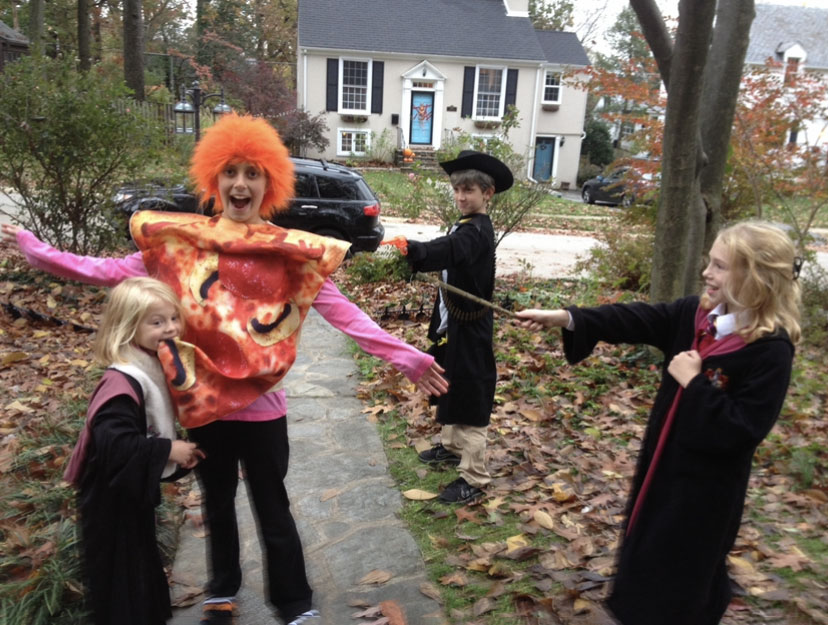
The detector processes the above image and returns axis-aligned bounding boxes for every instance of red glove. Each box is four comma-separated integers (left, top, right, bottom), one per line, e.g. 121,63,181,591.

381,235,408,256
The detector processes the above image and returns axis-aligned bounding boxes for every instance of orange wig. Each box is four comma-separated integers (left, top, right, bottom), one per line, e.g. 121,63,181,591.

189,113,294,219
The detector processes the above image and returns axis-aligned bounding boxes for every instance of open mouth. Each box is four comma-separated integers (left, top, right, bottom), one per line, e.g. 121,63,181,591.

230,196,250,210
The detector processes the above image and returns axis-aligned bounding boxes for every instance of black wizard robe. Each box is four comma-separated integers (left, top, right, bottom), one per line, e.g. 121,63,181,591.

75,371,173,625
407,213,496,427
562,296,794,625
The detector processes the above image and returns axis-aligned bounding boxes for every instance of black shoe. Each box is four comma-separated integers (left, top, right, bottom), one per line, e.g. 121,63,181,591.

418,444,461,465
200,600,236,624
438,477,483,504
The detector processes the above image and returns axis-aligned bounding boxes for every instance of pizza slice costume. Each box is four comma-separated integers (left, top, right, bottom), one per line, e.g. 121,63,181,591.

130,210,350,428
12,113,437,623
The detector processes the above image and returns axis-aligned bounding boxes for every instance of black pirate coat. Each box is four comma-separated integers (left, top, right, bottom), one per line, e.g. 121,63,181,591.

562,296,794,625
407,213,496,427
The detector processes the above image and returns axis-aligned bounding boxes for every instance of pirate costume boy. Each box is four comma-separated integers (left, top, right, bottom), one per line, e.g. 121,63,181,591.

405,150,513,503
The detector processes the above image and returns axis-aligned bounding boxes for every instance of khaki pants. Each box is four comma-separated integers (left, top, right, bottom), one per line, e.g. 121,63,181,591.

441,424,491,488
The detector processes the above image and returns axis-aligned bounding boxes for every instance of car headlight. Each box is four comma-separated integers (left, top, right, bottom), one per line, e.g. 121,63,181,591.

113,191,133,204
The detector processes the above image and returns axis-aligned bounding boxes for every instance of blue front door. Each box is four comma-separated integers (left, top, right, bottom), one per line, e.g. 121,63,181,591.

533,138,556,181
410,92,434,145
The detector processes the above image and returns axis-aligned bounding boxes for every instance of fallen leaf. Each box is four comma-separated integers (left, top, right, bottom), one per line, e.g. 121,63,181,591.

359,569,393,585
534,509,556,530
402,488,438,500
379,600,408,625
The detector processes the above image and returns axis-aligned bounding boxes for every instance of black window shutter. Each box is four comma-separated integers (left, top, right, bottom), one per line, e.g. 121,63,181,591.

371,61,384,114
505,69,518,108
326,58,339,112
461,66,475,118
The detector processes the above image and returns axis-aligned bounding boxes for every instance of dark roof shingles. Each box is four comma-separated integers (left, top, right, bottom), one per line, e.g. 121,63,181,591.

299,0,584,64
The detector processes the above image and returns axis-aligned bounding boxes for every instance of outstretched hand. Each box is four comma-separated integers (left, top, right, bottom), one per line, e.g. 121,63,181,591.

1,223,22,247
514,308,570,331
415,361,448,396
380,235,408,256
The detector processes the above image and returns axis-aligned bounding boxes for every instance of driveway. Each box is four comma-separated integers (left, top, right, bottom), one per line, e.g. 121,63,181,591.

381,216,599,279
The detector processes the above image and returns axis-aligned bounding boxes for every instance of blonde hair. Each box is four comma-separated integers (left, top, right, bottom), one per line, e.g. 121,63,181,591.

701,221,801,344
94,277,185,366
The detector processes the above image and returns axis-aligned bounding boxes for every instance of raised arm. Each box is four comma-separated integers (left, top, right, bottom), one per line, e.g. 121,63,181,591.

3,226,147,286
312,279,447,395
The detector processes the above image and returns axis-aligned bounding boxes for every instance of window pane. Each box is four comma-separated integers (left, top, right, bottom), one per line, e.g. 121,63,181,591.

476,68,502,117
294,173,316,198
544,73,560,102
342,60,368,110
318,177,360,200
341,131,353,152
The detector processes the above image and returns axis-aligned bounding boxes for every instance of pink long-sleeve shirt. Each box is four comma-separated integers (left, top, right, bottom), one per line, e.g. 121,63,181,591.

16,229,433,422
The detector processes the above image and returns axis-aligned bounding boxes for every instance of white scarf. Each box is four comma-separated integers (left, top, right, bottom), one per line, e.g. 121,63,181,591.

112,347,178,478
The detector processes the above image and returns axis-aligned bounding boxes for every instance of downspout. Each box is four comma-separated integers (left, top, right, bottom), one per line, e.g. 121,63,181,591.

301,49,308,110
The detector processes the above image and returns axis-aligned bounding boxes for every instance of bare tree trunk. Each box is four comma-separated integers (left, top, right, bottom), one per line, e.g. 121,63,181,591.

123,0,145,100
631,0,716,303
78,0,91,71
28,0,44,57
92,4,103,63
699,0,756,253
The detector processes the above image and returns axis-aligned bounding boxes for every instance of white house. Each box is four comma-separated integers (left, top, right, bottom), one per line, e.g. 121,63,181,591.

296,0,590,189
744,3,828,148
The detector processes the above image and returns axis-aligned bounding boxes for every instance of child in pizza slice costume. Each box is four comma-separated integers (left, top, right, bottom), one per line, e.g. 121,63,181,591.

516,221,802,625
64,278,202,625
2,114,447,625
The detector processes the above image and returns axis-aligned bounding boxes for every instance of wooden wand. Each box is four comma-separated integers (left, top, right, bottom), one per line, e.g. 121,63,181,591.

412,272,517,318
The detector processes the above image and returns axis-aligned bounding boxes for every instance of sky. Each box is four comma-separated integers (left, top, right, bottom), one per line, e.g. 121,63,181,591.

570,0,828,54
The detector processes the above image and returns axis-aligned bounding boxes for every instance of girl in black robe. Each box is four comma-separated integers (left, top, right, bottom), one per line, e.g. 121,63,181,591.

63,278,202,625
516,221,802,625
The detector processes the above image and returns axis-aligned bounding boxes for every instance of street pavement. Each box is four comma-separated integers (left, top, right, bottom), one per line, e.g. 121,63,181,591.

167,310,444,625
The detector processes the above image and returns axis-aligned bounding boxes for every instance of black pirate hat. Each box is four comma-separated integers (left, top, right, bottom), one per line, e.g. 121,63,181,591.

439,150,514,193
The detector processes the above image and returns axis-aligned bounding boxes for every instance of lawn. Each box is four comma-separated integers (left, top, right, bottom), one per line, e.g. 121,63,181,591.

0,193,825,624
336,254,827,625
361,168,621,234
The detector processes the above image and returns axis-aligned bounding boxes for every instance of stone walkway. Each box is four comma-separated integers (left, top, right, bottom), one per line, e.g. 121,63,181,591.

168,310,443,625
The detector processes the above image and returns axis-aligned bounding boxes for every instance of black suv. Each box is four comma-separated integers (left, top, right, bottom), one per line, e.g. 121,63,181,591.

114,157,385,253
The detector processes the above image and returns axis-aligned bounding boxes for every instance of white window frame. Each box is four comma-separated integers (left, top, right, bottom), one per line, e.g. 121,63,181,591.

470,133,497,148
339,57,372,114
337,128,371,156
543,71,562,105
473,65,507,120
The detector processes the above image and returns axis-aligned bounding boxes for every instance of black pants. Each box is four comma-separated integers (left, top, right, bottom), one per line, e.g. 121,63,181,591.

188,418,312,620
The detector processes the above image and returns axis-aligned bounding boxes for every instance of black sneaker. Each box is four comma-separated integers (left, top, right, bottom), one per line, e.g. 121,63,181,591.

438,477,483,504
418,444,461,465
200,600,236,624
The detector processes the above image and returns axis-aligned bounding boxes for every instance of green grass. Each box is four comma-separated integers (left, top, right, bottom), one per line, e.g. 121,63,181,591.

361,168,618,233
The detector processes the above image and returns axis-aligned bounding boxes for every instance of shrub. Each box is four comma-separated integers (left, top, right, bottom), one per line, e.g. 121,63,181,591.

800,262,828,348
345,248,411,284
0,56,166,255
575,211,654,292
